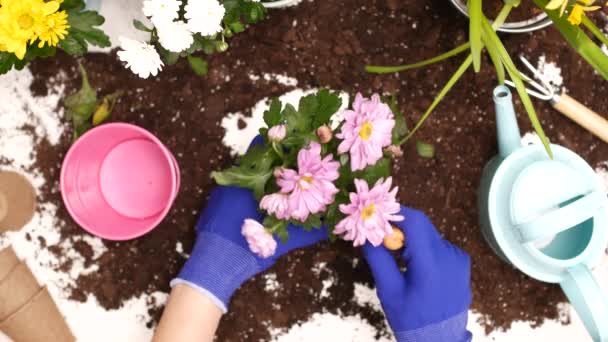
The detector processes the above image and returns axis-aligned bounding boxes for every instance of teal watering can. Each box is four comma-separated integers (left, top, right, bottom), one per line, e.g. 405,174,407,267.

479,85,608,341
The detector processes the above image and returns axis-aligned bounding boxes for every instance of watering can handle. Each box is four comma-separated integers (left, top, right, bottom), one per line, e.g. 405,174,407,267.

561,265,608,342
516,190,606,244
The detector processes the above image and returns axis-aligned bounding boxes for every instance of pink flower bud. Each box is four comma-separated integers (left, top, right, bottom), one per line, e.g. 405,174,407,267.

316,125,333,144
268,125,286,142
241,219,277,258
386,145,403,158
273,167,285,179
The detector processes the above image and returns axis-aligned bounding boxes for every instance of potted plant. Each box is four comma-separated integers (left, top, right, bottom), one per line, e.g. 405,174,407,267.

366,0,608,157
0,0,109,74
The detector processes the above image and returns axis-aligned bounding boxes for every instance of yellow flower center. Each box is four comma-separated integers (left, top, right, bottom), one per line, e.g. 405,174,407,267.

18,14,34,30
361,204,376,220
301,175,314,184
359,122,373,141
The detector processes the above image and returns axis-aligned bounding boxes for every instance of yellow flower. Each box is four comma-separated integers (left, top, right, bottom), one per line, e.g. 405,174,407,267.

37,10,69,48
546,0,569,16
0,0,62,59
567,0,600,25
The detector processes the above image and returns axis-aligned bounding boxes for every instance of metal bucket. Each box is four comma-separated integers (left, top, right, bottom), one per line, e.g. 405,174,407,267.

448,0,552,33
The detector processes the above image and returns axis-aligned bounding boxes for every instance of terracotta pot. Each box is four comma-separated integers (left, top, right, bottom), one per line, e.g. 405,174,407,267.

0,247,18,283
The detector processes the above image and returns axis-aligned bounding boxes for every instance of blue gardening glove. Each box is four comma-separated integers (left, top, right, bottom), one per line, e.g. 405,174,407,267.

363,207,472,342
172,185,327,312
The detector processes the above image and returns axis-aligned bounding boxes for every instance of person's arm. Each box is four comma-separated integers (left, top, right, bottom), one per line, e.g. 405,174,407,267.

363,207,473,342
153,284,222,342
152,185,327,341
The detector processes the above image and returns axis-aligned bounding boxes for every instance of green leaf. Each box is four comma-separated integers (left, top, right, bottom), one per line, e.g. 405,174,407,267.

313,89,342,127
59,35,87,56
63,10,111,51
534,0,608,80
416,140,435,158
581,16,608,49
469,0,483,72
264,98,283,127
481,17,553,157
92,91,121,126
384,95,408,144
324,190,348,231
64,63,98,123
211,167,272,199
133,19,153,32
0,52,17,75
229,22,245,33
401,54,473,145
158,46,180,65
481,24,505,84
354,158,391,185
60,0,85,10
298,94,319,119
187,56,208,76
366,42,470,74
211,145,278,198
284,103,311,134
291,214,323,231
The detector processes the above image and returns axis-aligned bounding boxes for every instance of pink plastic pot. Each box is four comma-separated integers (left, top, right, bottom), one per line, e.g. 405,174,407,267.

61,123,180,240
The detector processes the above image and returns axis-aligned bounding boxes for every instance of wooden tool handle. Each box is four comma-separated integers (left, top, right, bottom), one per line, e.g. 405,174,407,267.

553,93,608,144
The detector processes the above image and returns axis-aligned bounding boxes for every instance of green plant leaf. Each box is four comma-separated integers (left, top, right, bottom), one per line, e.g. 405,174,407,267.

158,46,180,65
0,52,18,75
581,16,608,48
64,63,98,123
60,0,85,10
481,17,552,157
264,98,283,127
298,93,319,119
284,103,311,134
469,0,483,72
133,19,153,32
383,95,408,144
187,55,208,76
62,10,111,53
290,214,323,231
92,91,121,126
366,43,470,74
416,140,435,158
481,24,505,84
212,168,272,199
401,55,473,145
534,0,608,80
354,158,391,185
212,145,278,198
313,89,342,127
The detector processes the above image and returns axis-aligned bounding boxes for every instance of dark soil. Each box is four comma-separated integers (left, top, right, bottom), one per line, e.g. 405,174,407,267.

24,0,608,340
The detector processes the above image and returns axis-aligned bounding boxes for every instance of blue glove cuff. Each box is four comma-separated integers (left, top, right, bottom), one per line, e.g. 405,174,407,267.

172,232,260,312
393,311,472,342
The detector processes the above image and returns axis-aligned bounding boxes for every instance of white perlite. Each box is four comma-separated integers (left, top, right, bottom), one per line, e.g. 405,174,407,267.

270,313,393,342
0,69,165,342
353,283,382,313
536,55,564,92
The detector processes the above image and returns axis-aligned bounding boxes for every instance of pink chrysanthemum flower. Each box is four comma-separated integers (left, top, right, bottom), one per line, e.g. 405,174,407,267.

260,193,290,220
337,93,396,171
276,142,340,222
241,219,277,258
335,177,404,247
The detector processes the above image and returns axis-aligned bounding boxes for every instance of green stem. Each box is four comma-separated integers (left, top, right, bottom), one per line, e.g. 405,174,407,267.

366,43,471,74
397,5,514,145
272,142,285,160
581,15,608,48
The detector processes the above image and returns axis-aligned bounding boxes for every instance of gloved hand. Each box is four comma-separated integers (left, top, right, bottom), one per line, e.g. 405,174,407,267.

363,207,472,342
172,185,327,313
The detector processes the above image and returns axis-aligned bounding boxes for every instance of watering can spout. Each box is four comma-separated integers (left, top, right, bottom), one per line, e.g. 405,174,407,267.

494,85,522,158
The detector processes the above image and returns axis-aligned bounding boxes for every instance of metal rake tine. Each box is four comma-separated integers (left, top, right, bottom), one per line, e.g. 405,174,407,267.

518,55,555,98
504,78,553,101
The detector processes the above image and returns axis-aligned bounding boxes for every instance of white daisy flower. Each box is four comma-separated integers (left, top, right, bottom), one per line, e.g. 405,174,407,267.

142,0,181,25
157,20,194,53
185,0,226,37
117,37,164,79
